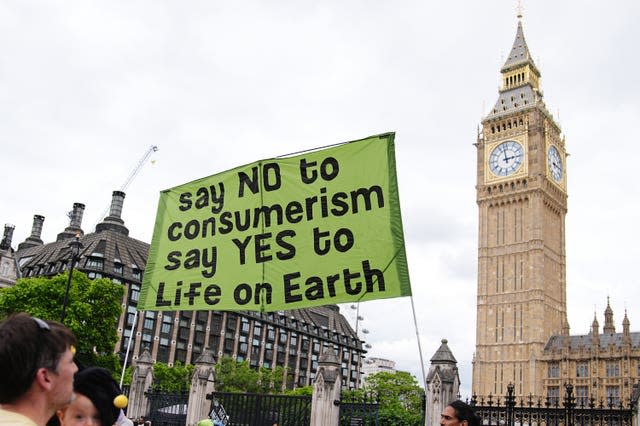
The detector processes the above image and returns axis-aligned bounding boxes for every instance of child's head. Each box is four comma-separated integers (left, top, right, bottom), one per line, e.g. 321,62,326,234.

57,367,127,426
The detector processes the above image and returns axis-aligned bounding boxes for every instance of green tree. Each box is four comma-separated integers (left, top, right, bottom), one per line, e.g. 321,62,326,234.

117,365,133,387
284,385,313,396
215,356,290,394
363,371,425,426
153,362,194,391
0,271,124,367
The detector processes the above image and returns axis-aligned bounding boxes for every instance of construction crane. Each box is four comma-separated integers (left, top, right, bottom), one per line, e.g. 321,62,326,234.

119,145,159,192
94,145,159,227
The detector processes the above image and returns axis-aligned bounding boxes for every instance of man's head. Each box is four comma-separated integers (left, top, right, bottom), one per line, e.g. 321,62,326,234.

0,312,77,406
441,400,480,426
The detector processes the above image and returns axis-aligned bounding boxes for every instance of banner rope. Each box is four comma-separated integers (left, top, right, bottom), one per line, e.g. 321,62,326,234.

275,132,394,159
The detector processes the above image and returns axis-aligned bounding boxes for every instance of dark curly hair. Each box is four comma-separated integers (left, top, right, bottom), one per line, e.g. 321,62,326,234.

449,399,481,426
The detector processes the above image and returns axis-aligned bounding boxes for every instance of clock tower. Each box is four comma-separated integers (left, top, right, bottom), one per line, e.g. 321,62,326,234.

472,15,569,398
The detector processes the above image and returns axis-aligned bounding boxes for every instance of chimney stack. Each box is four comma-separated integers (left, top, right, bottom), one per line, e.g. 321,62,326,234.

57,203,85,241
17,215,45,250
1,224,15,250
69,203,85,229
96,191,129,236
108,191,126,219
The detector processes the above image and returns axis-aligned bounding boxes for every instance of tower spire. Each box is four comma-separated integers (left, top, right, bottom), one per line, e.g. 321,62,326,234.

603,296,615,334
485,11,545,120
517,0,524,21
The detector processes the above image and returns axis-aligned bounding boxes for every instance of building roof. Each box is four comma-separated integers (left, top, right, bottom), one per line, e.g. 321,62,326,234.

15,210,148,285
546,301,639,352
489,85,539,118
544,332,640,352
484,19,555,123
501,20,539,73
430,339,457,363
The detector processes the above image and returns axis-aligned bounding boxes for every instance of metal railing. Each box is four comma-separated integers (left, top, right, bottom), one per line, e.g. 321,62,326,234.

209,391,312,426
470,383,636,426
145,388,189,426
338,391,380,426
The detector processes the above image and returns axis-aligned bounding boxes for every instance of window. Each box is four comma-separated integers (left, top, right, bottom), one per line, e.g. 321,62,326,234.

606,362,620,377
18,256,33,267
178,327,190,340
86,257,104,270
606,386,620,406
142,332,152,346
263,353,273,368
0,261,9,276
251,345,260,362
548,363,560,378
211,314,222,334
576,362,589,377
226,314,237,332
143,318,154,331
575,385,589,407
130,284,140,302
547,386,560,406
132,268,142,281
224,337,234,352
161,322,171,334
114,262,123,275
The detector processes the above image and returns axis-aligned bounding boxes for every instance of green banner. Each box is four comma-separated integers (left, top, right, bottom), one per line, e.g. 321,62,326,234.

139,132,411,312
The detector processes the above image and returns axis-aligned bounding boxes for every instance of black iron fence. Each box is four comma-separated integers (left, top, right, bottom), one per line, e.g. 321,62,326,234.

209,391,312,426
470,383,636,426
145,388,189,426
338,391,380,426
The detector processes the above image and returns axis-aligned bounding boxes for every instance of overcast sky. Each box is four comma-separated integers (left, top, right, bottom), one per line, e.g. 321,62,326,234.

2,1,639,398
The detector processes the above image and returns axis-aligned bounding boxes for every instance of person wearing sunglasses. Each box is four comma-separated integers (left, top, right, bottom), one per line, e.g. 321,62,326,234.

0,313,78,426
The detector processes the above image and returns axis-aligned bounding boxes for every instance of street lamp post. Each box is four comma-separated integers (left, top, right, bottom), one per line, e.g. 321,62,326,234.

350,303,372,389
60,236,83,324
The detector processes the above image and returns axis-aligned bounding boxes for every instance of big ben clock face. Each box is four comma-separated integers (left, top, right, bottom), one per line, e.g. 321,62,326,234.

488,140,524,177
547,145,563,182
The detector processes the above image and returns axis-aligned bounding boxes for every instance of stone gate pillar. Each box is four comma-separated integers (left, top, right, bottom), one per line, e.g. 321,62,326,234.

127,348,154,421
186,348,217,426
310,349,342,426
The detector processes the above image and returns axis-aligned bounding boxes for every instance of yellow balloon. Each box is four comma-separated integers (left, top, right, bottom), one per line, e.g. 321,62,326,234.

113,394,128,409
